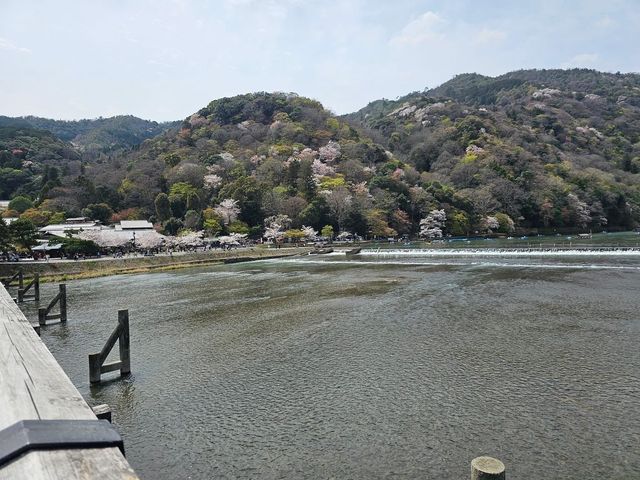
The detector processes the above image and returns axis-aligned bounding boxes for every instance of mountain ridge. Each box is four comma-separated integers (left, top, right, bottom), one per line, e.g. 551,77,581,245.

1,69,639,239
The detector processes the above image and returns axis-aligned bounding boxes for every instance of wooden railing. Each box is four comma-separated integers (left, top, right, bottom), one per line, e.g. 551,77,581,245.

89,310,131,384
18,273,40,302
38,284,67,326
2,269,23,289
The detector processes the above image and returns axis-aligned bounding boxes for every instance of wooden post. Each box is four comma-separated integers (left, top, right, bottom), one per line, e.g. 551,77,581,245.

33,272,40,301
89,309,131,384
17,273,40,303
89,353,102,384
38,283,68,326
18,270,23,290
471,456,505,480
59,283,67,322
118,310,130,375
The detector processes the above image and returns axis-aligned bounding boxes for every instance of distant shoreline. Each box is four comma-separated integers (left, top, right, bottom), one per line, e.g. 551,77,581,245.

0,247,311,282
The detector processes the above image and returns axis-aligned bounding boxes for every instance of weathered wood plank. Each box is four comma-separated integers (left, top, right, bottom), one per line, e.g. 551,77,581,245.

0,284,139,479
101,362,123,374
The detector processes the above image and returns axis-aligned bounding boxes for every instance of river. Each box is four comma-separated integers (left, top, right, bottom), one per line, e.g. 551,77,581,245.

22,244,640,479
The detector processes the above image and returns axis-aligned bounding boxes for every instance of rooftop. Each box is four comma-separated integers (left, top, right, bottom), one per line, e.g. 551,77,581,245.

115,220,154,230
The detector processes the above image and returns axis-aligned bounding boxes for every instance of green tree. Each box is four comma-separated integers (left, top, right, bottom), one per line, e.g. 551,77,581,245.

8,195,33,213
163,153,181,167
163,217,183,235
9,218,38,251
0,218,12,253
186,192,201,212
81,203,114,224
169,182,198,198
495,213,515,233
321,224,334,239
299,197,331,230
57,238,99,256
228,220,250,234
154,193,171,221
184,210,202,230
450,211,470,236
218,176,264,226
169,195,186,218
203,217,222,236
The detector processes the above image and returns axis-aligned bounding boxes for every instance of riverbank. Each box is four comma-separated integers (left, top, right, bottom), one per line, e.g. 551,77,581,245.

0,246,311,282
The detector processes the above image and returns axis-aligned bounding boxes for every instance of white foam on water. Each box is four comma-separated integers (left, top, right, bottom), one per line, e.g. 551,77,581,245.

357,248,640,257
267,257,640,271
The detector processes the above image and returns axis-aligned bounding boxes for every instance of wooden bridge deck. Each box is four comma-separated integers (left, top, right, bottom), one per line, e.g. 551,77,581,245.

0,283,139,479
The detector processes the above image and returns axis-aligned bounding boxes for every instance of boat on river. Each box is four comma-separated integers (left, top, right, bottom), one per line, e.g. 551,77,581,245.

309,247,334,254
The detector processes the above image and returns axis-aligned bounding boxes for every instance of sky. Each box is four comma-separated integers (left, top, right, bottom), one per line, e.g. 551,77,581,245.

1,0,639,121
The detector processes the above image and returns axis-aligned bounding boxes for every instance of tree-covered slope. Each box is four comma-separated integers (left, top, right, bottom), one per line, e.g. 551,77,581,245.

0,115,178,154
0,124,80,200
3,69,639,238
0,115,179,218
345,69,640,232
96,92,392,236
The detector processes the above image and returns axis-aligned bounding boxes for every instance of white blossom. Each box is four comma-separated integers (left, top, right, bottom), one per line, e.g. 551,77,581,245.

568,194,591,228
419,209,447,239
215,198,240,225
312,158,335,177
352,182,369,195
263,215,292,241
318,141,341,163
301,225,318,240
203,174,222,190
483,216,499,232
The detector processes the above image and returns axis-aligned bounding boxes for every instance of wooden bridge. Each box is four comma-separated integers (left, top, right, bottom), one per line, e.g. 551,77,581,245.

0,282,139,479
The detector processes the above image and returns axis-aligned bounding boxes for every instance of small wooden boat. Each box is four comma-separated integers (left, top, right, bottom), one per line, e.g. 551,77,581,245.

345,247,362,255
309,247,334,255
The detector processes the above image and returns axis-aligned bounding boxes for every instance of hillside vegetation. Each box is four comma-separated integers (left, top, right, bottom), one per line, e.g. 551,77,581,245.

347,69,640,233
2,69,639,240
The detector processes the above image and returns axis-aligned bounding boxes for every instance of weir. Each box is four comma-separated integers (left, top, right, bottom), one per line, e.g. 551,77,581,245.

0,282,139,479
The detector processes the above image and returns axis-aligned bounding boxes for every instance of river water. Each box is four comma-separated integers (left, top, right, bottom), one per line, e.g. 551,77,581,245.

22,247,640,479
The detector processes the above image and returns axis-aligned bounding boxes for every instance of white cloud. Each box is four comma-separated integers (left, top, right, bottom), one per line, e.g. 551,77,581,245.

474,28,507,44
390,11,446,46
562,53,599,68
0,37,31,53
595,16,614,28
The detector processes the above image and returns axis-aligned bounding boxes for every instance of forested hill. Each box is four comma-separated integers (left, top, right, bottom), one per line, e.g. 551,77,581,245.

345,69,640,231
0,115,178,211
2,69,640,239
0,115,179,155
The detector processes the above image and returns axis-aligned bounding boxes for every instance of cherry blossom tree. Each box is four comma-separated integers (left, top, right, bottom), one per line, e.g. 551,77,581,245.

419,209,446,239
215,198,240,225
203,173,222,190
312,158,336,178
301,225,318,240
483,215,500,233
263,214,291,242
567,193,591,228
322,187,352,231
319,141,341,163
